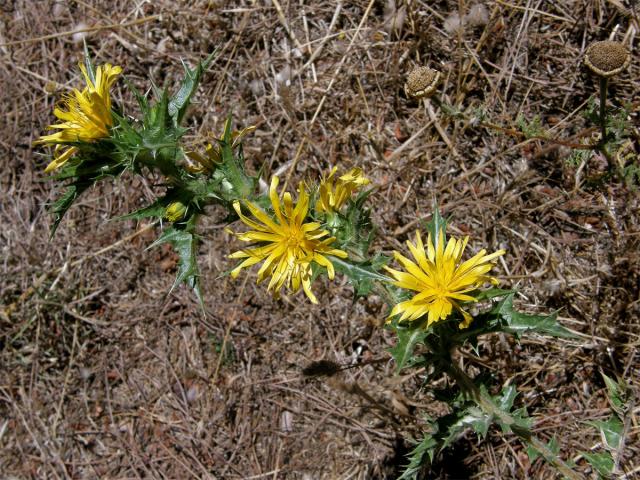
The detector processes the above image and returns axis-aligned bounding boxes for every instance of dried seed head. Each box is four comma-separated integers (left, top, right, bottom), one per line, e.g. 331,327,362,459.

584,41,631,77
404,66,442,99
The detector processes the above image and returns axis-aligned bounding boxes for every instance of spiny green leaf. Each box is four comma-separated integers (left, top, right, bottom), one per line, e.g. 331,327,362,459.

397,434,438,480
144,89,170,140
463,405,492,438
331,255,391,298
118,198,168,221
478,384,531,436
123,78,149,115
168,51,217,126
497,384,518,412
216,115,255,199
48,154,125,237
388,324,427,372
49,180,92,237
490,294,576,339
149,216,202,306
135,89,186,178
581,451,614,478
116,188,196,222
587,418,623,451
435,403,494,449
334,189,376,257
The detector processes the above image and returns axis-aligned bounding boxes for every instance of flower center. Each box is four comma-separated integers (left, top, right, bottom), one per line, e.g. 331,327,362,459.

286,229,305,249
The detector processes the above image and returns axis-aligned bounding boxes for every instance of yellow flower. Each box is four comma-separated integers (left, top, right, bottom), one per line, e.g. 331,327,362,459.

229,176,348,303
36,63,122,172
316,167,370,213
165,201,188,222
385,230,505,328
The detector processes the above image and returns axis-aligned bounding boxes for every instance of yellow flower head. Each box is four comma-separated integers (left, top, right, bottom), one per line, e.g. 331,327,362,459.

229,176,348,303
36,63,122,172
385,230,505,329
316,167,370,214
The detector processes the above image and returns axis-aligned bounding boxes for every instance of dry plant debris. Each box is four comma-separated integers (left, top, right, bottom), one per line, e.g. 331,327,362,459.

1,0,639,478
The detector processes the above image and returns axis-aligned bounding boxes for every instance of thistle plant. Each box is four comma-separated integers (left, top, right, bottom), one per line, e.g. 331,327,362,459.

38,47,258,304
37,48,594,478
580,373,633,478
383,212,579,479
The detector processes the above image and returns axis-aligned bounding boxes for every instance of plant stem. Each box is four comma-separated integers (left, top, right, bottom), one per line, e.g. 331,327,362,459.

599,76,609,143
445,361,582,480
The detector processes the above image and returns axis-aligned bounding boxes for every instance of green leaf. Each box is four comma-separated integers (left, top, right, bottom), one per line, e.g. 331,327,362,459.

602,372,626,411
116,188,194,222
149,216,203,306
168,51,217,126
497,384,518,412
490,294,576,339
472,287,514,302
134,88,185,178
587,417,623,451
123,78,149,115
477,384,531,436
581,451,614,478
463,405,492,438
388,324,427,372
331,255,391,297
47,153,125,237
330,189,376,258
397,434,438,480
452,294,576,346
527,437,559,463
425,206,447,247
82,40,96,85
434,402,495,450
216,115,255,199
117,198,169,221
49,180,92,237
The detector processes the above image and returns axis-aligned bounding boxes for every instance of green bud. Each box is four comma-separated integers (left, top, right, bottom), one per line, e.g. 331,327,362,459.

165,201,188,222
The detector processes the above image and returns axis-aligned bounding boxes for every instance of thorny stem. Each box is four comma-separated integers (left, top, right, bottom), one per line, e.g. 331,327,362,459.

445,359,582,480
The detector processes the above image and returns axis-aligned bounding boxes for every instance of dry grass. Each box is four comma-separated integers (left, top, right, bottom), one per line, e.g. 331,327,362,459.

1,0,639,478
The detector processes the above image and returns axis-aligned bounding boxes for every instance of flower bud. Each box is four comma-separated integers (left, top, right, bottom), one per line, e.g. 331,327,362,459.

165,201,188,222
